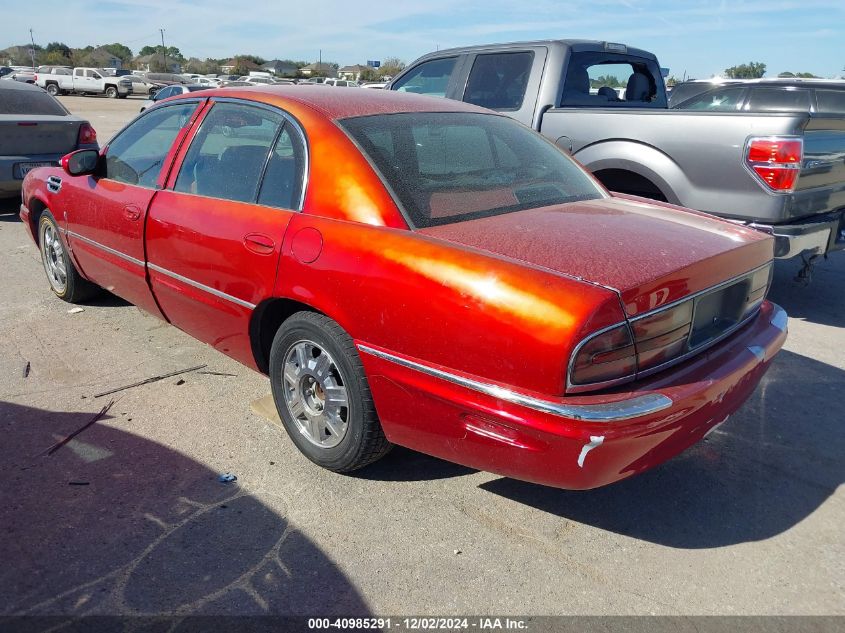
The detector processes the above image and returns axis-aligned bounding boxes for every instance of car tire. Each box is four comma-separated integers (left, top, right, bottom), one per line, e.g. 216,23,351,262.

38,210,100,303
269,311,392,472
45,83,59,96
105,86,118,99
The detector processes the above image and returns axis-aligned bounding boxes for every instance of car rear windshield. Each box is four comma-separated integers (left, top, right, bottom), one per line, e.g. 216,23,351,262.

340,112,604,228
0,88,68,115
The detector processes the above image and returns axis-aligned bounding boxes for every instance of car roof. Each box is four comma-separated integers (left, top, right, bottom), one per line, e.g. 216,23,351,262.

680,78,845,90
0,79,47,93
195,84,490,120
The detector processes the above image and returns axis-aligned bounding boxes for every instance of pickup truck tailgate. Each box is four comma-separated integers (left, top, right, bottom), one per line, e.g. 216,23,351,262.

790,117,845,217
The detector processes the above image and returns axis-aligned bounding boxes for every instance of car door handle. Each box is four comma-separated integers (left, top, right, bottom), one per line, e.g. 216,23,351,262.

243,233,275,255
123,205,142,221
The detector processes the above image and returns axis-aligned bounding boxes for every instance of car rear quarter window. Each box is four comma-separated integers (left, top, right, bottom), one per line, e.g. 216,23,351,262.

105,102,198,188
341,112,603,228
676,86,746,111
746,88,811,112
0,88,68,115
392,57,457,97
815,89,845,115
174,102,285,204
463,51,533,111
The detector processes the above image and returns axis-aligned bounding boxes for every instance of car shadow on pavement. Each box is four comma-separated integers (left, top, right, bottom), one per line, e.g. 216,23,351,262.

768,257,845,328
0,401,371,617
480,349,843,549
355,446,478,482
0,198,21,218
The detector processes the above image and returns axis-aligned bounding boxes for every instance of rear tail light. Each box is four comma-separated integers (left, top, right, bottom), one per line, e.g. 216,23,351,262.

745,137,803,193
77,122,97,146
569,262,774,391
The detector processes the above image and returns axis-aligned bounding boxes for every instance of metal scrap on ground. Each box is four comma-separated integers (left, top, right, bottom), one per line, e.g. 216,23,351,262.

39,399,116,457
93,364,207,398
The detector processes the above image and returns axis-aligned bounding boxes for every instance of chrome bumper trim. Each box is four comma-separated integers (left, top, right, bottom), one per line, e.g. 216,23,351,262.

357,344,674,423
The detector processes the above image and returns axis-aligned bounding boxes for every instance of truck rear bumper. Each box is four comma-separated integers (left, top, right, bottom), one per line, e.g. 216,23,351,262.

751,208,845,258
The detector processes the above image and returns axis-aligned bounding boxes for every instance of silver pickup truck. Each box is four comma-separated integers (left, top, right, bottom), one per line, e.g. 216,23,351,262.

388,40,845,262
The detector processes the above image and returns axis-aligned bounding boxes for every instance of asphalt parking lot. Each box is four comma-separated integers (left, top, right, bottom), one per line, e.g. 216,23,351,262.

1,94,843,617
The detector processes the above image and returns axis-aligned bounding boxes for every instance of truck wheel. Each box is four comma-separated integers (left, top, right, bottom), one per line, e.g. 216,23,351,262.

45,83,60,97
269,311,392,472
105,86,118,99
38,210,100,303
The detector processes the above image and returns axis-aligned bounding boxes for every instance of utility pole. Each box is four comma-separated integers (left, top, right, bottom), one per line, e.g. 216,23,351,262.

29,28,36,68
160,28,167,72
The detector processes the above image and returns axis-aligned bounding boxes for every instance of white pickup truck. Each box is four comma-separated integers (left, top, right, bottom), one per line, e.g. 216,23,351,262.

35,67,133,99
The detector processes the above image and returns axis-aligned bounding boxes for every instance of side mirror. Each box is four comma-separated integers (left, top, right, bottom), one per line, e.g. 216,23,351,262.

62,149,100,176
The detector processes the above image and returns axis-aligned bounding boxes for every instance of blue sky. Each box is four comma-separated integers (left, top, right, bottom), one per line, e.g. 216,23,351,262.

5,0,844,78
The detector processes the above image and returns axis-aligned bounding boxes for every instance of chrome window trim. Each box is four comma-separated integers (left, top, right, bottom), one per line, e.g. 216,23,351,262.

204,96,310,211
65,229,145,267
567,261,774,393
357,343,673,423
147,263,256,310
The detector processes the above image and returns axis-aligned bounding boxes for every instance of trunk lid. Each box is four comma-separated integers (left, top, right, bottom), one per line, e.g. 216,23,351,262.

0,116,81,156
419,195,774,317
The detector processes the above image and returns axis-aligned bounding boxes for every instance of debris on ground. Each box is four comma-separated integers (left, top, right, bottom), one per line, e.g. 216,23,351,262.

93,364,206,398
67,307,85,314
68,481,90,486
39,400,116,457
454,549,462,555
23,361,30,378
218,473,237,484
175,378,185,386
198,371,237,377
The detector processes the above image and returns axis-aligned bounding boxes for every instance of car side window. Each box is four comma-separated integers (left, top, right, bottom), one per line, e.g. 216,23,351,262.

257,125,306,209
392,57,457,97
463,51,533,110
816,89,845,115
155,86,174,100
678,87,746,111
105,102,198,188
745,88,811,112
174,102,284,204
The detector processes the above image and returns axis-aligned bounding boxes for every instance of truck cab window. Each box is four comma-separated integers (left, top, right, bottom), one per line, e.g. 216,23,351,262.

560,52,666,108
463,52,534,111
392,57,457,98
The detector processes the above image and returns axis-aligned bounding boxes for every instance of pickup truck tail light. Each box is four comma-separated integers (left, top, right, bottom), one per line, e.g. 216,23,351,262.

745,137,803,193
77,123,97,146
569,263,774,391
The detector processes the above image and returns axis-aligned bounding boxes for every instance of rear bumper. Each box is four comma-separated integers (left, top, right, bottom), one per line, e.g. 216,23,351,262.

359,301,787,490
0,153,63,198
751,209,845,258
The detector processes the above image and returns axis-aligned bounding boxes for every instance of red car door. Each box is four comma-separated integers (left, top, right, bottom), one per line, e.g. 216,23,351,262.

145,100,307,368
65,101,204,317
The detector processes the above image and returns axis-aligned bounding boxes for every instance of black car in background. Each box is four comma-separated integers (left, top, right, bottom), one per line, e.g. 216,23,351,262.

670,79,845,114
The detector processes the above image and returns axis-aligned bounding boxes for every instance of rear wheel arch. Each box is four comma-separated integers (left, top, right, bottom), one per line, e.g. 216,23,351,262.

592,168,668,202
250,297,329,375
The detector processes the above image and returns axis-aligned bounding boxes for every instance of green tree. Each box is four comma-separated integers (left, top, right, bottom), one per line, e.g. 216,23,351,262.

359,67,378,82
45,42,72,58
101,43,133,64
139,45,158,57
724,61,766,79
377,56,405,79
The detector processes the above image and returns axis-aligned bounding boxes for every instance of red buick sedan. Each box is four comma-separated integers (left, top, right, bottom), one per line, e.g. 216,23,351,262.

20,86,787,489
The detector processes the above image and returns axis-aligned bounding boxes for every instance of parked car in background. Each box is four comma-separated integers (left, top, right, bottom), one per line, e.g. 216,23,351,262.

3,68,36,83
0,80,97,199
143,72,189,87
35,67,133,98
20,86,786,489
361,82,387,89
324,79,359,87
138,84,210,112
670,78,845,115
123,74,165,96
0,67,14,78
389,40,845,264
237,75,276,85
193,76,221,87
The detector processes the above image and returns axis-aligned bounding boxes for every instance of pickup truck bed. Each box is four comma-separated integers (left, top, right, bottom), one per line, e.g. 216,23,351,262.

388,39,845,260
